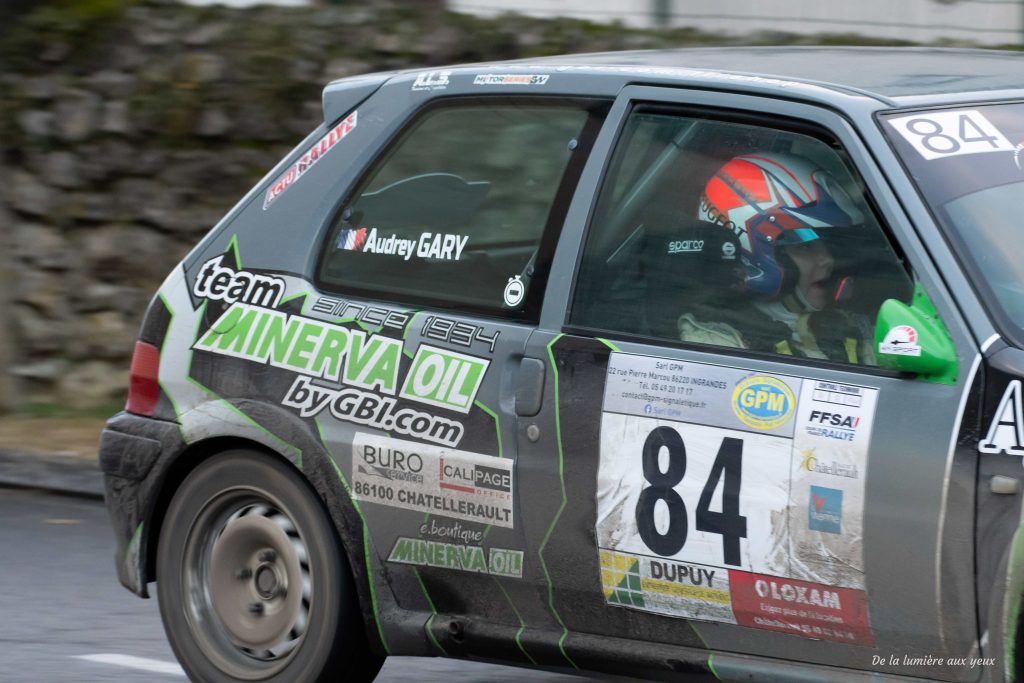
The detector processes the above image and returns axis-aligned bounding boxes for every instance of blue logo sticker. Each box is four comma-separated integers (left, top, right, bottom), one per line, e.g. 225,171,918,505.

809,486,842,534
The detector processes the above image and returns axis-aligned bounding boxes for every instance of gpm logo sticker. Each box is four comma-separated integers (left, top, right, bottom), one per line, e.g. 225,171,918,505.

732,375,795,430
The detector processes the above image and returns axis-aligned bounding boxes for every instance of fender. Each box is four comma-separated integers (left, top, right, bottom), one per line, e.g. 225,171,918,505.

128,398,406,658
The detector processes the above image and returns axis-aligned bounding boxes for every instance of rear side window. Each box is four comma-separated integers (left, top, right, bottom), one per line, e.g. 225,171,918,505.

318,98,602,318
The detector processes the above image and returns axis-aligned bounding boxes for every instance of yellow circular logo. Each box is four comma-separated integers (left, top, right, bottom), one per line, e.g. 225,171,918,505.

732,375,795,430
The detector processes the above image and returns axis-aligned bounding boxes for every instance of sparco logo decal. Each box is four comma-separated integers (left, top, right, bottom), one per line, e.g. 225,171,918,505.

668,240,704,254
263,111,357,210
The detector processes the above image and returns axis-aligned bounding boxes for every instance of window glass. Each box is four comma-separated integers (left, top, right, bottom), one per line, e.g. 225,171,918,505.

879,103,1024,347
318,100,594,315
570,109,913,367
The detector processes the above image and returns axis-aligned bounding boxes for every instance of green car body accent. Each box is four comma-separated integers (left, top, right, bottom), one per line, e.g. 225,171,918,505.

413,568,448,656
541,333,578,669
322,432,391,656
875,283,958,385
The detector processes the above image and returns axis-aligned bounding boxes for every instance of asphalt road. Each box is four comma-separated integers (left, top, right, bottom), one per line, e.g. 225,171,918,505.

0,487,602,682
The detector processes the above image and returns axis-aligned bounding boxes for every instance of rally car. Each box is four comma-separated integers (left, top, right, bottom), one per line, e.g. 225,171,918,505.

100,47,1024,682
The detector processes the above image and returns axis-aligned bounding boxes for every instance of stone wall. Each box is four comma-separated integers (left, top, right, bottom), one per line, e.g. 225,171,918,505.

0,0,933,411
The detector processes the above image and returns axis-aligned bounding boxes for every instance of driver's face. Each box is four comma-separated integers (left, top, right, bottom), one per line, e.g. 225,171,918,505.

786,239,834,310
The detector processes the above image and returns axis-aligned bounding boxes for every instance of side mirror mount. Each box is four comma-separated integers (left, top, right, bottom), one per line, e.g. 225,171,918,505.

874,283,958,385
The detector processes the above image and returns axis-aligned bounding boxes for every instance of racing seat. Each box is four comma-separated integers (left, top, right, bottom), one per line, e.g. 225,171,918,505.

638,218,743,340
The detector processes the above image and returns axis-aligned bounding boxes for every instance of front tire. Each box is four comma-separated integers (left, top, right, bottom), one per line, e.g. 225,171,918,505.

156,449,381,683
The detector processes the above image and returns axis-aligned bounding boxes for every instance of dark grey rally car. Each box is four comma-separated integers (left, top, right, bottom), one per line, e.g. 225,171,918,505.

100,47,1024,682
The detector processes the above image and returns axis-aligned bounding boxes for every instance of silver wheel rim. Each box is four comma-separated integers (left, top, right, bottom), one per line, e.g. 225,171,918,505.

180,488,312,680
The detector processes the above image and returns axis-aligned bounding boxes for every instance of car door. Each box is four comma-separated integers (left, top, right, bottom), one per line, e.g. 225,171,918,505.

515,86,981,680
304,90,616,650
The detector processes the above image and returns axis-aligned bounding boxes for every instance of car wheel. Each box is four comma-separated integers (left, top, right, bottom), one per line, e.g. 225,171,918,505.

156,449,382,683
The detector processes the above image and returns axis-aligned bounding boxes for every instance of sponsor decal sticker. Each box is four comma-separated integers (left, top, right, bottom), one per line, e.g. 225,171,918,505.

979,379,1024,457
597,356,876,643
310,296,411,331
192,256,285,308
194,302,404,394
264,111,357,209
803,409,861,443
728,571,872,644
808,486,842,534
283,375,464,446
801,448,859,478
732,375,796,431
388,536,523,578
887,109,1013,161
879,325,921,357
419,315,501,354
193,302,491,447
503,275,525,307
411,70,451,92
337,228,469,261
352,433,513,527
399,345,490,414
600,550,733,619
473,74,549,86
721,242,736,260
420,518,483,544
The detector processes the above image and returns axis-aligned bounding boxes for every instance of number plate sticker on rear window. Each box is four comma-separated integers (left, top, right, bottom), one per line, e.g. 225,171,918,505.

597,354,877,645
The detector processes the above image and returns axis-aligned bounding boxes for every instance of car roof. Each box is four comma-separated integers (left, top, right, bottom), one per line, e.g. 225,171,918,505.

502,46,1024,103
323,47,1024,126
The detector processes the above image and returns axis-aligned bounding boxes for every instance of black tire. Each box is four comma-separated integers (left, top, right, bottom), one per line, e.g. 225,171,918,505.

156,449,382,683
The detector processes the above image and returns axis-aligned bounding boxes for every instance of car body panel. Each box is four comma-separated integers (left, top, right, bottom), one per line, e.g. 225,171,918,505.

98,48,1024,682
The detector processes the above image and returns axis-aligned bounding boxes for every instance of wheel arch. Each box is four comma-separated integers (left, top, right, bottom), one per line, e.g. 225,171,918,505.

141,432,390,658
144,435,277,584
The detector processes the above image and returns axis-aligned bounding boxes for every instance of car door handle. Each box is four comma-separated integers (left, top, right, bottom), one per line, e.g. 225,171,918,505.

515,358,546,417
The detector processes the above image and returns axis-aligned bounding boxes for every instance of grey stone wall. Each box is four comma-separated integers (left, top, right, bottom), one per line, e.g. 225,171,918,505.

0,0,926,411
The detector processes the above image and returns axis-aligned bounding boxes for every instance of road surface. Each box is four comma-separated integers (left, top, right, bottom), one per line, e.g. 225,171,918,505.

0,487,607,682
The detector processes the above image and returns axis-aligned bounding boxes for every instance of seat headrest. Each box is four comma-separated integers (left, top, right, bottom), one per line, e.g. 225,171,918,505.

643,219,741,271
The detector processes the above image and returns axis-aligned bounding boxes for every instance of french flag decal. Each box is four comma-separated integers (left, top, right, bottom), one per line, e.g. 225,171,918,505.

337,227,368,251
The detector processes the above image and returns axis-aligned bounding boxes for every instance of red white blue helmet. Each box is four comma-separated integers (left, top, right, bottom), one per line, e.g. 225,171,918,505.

698,153,862,298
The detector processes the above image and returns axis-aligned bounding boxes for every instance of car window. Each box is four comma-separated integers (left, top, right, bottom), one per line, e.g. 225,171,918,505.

318,98,600,318
570,108,914,367
879,103,1024,348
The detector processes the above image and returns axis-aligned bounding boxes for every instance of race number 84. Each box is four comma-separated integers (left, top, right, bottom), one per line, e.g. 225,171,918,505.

636,426,747,566
888,109,1013,161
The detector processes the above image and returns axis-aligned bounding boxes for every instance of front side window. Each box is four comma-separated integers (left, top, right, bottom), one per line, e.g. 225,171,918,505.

880,103,1024,346
318,98,603,318
571,108,914,367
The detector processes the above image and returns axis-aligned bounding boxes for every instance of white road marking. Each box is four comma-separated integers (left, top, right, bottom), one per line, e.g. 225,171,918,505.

73,654,185,677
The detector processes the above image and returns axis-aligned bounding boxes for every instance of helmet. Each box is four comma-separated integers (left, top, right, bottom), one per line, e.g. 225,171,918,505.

698,153,863,298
